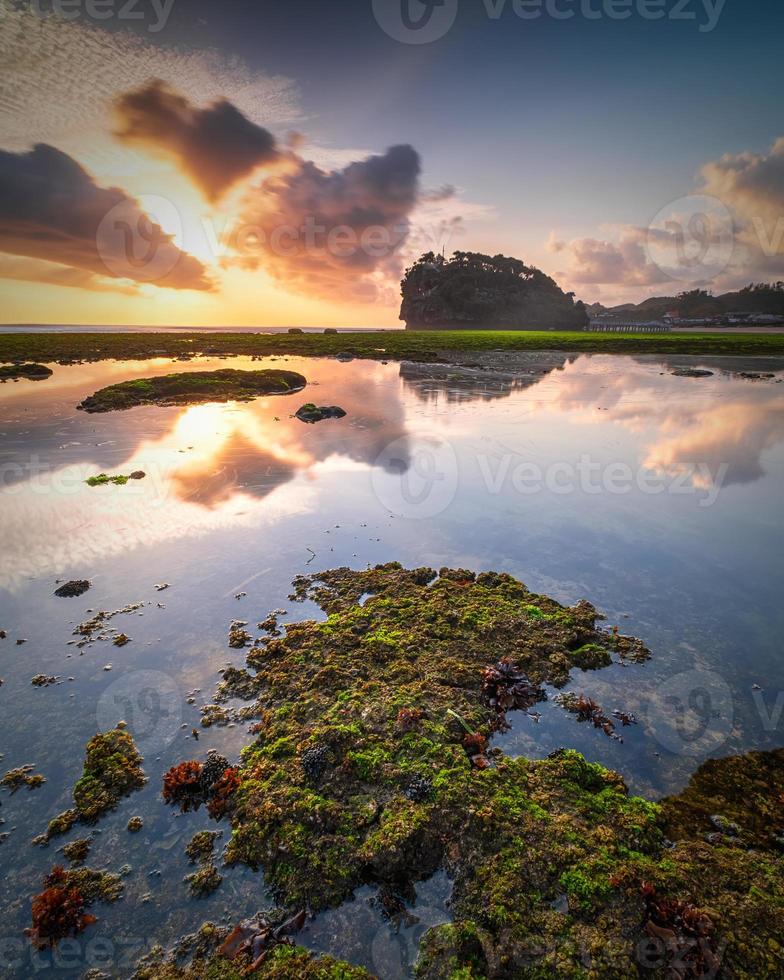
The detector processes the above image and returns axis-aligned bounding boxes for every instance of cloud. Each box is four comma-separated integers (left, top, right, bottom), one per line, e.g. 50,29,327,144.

0,8,300,162
0,255,139,295
229,144,422,301
548,137,784,300
547,227,671,287
0,144,212,291
699,137,784,279
114,80,280,202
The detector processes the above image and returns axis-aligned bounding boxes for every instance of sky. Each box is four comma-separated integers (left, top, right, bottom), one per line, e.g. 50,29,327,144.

0,0,782,326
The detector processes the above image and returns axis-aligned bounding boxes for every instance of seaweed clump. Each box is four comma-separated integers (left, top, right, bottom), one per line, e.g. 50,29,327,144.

133,920,373,979
25,866,122,949
77,368,306,413
1,765,45,793
85,472,145,487
162,752,239,821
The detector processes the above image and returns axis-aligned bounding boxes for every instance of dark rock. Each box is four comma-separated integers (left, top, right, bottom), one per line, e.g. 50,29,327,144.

300,745,330,782
54,580,91,598
294,403,347,424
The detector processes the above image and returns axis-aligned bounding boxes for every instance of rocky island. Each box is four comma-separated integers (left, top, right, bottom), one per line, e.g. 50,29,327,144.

400,252,588,331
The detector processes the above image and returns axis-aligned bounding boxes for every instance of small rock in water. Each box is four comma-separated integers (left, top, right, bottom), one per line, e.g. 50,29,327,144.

113,634,130,647
671,368,714,378
295,403,347,424
54,580,91,599
31,674,58,687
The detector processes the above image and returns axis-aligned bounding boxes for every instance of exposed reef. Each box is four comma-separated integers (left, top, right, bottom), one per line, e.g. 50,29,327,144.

148,564,784,978
159,564,647,911
77,368,307,413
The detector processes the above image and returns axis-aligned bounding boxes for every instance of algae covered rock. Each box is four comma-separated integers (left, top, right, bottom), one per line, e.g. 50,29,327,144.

0,362,53,382
169,564,647,910
294,403,347,424
77,368,306,413
43,727,146,838
153,565,784,976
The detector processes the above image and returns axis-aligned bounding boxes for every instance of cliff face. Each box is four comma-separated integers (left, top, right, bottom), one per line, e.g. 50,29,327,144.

400,251,588,330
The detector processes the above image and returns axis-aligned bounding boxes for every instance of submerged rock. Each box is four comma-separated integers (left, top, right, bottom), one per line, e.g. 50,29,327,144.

77,368,307,413
671,367,714,378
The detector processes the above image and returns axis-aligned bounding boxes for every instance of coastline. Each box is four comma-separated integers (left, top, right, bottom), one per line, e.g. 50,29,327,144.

2,329,784,365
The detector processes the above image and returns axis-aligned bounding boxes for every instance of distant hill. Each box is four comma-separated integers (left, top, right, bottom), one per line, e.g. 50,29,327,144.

589,283,784,321
400,251,588,330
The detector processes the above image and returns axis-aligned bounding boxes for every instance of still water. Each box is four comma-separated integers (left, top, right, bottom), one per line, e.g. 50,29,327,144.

1,351,783,977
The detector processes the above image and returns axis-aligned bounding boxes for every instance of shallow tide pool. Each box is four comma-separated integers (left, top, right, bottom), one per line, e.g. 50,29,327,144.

1,351,783,978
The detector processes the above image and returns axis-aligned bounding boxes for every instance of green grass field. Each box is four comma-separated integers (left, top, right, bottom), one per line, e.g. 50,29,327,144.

1,329,784,365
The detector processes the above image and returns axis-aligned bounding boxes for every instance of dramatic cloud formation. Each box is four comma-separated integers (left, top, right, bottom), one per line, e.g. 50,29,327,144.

0,144,212,291
230,143,422,300
114,80,280,202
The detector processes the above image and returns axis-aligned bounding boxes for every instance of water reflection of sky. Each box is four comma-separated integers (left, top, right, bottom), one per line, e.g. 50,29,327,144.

0,352,783,978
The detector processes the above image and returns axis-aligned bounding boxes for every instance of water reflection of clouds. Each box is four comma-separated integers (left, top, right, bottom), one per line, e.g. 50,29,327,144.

525,356,784,490
2,353,783,590
0,357,411,589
